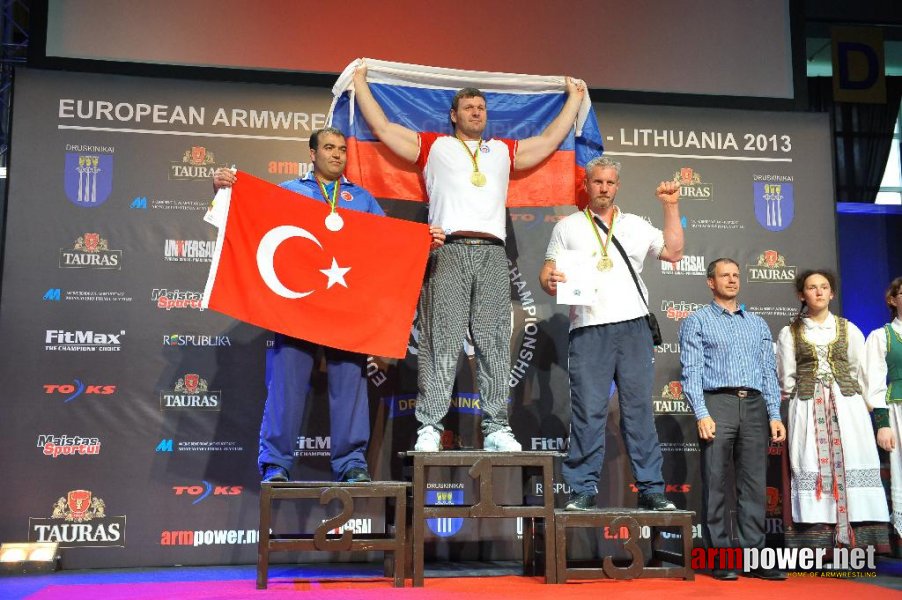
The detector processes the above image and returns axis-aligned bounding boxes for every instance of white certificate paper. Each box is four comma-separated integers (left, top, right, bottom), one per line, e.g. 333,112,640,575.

555,250,599,306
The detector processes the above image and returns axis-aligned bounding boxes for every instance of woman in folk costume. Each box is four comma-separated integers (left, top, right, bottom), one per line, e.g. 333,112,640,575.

776,269,890,550
864,276,902,538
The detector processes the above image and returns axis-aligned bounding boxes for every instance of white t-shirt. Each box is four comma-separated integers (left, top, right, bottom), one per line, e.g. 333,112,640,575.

545,206,665,331
416,132,517,241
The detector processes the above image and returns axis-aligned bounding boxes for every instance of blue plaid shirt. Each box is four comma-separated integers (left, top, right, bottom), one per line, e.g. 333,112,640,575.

679,301,781,421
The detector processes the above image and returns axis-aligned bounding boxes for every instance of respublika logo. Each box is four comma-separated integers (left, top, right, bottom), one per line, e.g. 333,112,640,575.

754,175,794,231
660,255,705,276
747,250,797,283
45,330,124,352
170,146,219,180
163,333,231,347
64,147,114,207
38,434,101,457
671,167,713,200
172,482,242,504
163,240,215,263
160,374,221,411
151,288,205,310
44,381,117,402
59,233,122,269
29,490,126,547
426,489,465,537
656,381,694,415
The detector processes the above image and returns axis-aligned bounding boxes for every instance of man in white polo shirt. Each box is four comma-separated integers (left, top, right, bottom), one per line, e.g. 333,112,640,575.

353,62,585,452
540,156,683,510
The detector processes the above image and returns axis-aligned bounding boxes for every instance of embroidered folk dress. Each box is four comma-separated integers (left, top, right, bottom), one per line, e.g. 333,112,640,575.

777,314,889,542
864,317,902,536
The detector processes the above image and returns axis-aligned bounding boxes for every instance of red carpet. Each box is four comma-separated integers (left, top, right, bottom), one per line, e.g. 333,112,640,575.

23,573,892,599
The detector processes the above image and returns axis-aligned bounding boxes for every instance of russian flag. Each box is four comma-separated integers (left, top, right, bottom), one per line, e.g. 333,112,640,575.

328,58,604,208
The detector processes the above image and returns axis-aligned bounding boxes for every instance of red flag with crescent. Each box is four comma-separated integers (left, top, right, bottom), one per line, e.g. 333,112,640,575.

202,171,430,358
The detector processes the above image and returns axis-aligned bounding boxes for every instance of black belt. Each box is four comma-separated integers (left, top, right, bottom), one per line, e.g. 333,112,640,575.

706,387,761,398
445,235,504,246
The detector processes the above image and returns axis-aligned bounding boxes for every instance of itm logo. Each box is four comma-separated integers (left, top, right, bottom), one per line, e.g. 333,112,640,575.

426,489,464,537
44,380,117,403
170,146,219,181
671,167,713,200
530,437,567,451
747,250,797,283
43,288,61,302
655,381,693,414
172,482,242,505
59,233,122,270
64,152,113,207
753,177,794,232
130,196,147,209
294,435,330,457
156,439,173,452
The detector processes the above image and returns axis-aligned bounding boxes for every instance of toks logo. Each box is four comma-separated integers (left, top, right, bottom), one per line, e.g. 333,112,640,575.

160,374,221,411
172,482,242,504
29,490,126,547
747,250,796,283
655,381,694,415
59,233,122,269
44,380,116,402
671,167,713,200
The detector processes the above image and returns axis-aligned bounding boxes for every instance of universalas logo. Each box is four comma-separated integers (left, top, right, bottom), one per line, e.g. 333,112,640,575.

59,233,122,269
160,374,221,411
747,250,796,283
29,490,126,547
163,240,215,263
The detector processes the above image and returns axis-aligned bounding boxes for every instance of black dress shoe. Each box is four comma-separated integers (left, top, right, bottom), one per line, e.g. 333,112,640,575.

564,493,597,511
637,492,677,511
342,467,372,483
712,568,739,580
261,464,289,483
748,567,787,580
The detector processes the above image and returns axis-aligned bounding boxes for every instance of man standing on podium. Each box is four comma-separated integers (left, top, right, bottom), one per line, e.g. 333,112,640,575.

352,61,586,452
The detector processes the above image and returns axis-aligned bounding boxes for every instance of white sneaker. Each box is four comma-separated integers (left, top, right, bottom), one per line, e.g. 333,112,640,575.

414,426,441,452
484,427,522,452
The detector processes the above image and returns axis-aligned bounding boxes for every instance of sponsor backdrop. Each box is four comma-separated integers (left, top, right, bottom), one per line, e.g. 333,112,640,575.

0,68,833,568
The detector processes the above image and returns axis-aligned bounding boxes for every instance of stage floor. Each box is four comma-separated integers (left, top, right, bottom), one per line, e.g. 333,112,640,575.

2,559,901,599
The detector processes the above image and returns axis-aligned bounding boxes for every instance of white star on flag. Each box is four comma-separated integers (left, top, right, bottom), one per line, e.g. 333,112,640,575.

320,258,351,289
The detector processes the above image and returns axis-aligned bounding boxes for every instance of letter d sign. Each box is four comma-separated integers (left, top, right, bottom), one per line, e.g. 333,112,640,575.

832,26,885,103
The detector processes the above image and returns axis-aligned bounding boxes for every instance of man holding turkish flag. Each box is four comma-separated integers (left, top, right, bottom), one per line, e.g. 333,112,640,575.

205,127,441,484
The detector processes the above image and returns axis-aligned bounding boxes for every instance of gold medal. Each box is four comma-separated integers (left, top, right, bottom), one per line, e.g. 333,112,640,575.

470,172,487,187
597,257,613,271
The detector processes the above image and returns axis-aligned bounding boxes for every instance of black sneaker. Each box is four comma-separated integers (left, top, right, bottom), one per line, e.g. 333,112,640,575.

261,464,289,483
342,467,372,483
711,568,739,580
564,492,597,511
637,492,676,511
747,567,787,580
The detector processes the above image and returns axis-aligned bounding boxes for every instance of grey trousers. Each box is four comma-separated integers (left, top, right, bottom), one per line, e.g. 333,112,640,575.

700,391,769,549
415,243,511,435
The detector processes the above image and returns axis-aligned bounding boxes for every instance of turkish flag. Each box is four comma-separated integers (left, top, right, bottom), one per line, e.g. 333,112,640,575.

202,171,430,358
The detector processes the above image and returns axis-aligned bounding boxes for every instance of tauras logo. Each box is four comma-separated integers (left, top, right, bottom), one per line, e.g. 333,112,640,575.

59,233,122,269
45,329,124,352
160,374,221,411
38,434,101,457
656,381,694,414
29,490,126,547
170,146,220,180
671,167,714,200
747,250,796,283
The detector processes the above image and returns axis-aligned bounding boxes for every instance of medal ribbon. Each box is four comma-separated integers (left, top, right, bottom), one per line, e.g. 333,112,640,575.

584,208,615,264
455,137,482,178
317,178,340,214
